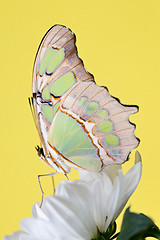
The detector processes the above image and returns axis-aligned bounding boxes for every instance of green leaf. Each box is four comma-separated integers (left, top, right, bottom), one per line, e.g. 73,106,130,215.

117,207,160,240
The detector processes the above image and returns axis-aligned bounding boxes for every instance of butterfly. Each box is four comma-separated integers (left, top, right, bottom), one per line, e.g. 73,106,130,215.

31,25,139,174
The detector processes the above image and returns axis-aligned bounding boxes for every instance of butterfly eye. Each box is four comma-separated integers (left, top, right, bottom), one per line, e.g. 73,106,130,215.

40,148,45,157
33,92,37,99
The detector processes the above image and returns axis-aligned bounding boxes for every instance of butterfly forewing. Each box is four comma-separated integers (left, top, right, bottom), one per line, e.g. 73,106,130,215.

32,25,94,171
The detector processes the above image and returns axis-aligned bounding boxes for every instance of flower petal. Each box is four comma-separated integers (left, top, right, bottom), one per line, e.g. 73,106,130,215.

104,176,121,231
111,152,142,221
4,231,34,240
32,203,49,221
79,163,121,184
89,174,113,232
54,181,97,239
20,218,58,240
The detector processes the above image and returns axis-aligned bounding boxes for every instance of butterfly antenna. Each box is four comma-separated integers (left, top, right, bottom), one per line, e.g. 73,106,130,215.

28,97,38,130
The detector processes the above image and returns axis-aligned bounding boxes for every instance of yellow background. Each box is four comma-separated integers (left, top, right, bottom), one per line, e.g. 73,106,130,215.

0,0,160,238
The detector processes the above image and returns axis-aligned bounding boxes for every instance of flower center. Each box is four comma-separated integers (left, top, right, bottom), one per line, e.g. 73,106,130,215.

91,222,117,240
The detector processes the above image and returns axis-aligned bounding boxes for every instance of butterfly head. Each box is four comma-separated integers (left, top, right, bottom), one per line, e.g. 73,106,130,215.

35,145,45,159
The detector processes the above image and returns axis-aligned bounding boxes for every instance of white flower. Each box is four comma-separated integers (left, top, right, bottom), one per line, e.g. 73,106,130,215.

4,152,142,240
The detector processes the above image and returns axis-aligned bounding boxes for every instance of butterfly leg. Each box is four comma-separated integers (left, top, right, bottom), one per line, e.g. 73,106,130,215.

38,172,58,207
51,173,69,196
51,175,56,195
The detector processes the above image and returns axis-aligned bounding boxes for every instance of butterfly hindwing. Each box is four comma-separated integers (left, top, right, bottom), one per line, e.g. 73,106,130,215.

47,110,102,171
47,81,139,171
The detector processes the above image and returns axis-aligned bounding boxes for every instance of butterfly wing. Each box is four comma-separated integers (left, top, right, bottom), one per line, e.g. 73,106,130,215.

32,25,94,167
47,81,139,171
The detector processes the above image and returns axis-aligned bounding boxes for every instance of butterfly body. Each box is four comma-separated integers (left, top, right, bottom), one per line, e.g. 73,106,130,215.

32,25,139,174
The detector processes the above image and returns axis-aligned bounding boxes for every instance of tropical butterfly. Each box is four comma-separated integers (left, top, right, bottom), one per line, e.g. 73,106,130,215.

31,25,139,174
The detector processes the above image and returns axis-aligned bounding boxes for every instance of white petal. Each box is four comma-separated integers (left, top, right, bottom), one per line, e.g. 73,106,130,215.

32,203,49,221
20,218,58,240
79,163,121,184
124,161,142,194
100,164,122,183
43,196,92,239
104,177,121,231
4,231,34,240
111,153,142,221
89,174,113,232
55,181,97,239
135,151,142,164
